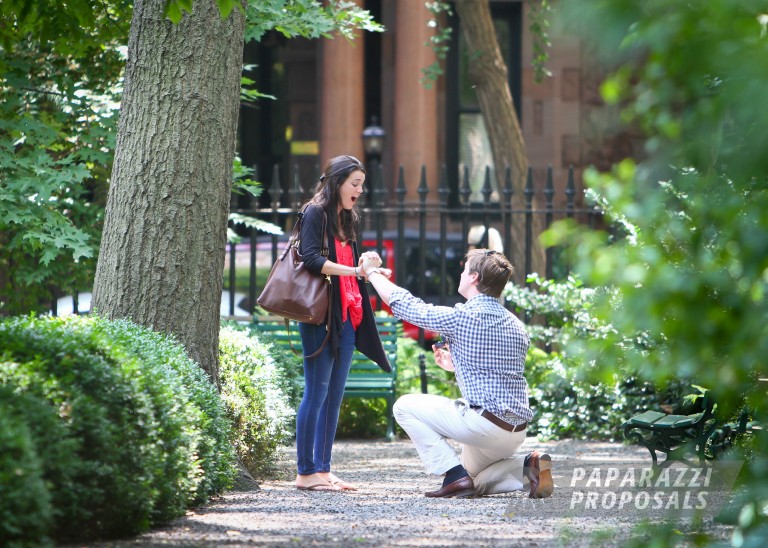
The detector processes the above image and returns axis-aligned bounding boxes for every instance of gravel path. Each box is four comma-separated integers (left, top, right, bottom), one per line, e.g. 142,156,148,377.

95,437,735,547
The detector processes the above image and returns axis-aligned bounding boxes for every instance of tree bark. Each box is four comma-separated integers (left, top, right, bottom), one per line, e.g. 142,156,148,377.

92,0,245,386
454,0,545,280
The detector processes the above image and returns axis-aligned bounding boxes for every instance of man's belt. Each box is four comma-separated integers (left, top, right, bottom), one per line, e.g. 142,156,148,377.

470,405,528,433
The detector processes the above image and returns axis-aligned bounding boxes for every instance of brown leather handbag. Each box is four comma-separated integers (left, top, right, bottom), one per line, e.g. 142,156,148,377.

257,207,331,326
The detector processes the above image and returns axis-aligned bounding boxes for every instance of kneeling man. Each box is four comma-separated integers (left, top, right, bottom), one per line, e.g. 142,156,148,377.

360,249,553,498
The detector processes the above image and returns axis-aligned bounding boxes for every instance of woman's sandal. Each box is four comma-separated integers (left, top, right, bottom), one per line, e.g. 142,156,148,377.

296,482,340,491
325,473,357,491
295,474,341,491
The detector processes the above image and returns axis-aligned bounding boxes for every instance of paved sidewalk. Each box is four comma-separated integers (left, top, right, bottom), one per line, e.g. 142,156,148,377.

98,437,734,547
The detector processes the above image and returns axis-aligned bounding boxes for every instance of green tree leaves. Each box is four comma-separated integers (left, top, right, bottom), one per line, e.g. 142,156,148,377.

554,1,768,540
165,0,384,41
1,0,382,315
556,0,768,406
1,32,121,312
243,0,383,43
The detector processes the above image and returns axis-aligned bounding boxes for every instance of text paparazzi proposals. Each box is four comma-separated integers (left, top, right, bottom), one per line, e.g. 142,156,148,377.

569,465,716,512
505,460,743,520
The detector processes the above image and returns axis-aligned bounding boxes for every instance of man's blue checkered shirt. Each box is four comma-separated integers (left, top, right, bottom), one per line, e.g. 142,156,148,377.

390,288,533,424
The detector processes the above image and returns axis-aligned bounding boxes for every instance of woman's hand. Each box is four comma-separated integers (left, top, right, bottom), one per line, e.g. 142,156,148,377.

358,251,394,304
359,252,386,278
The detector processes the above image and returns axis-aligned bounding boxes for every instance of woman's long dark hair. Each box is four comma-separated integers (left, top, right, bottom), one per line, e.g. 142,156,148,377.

307,155,365,241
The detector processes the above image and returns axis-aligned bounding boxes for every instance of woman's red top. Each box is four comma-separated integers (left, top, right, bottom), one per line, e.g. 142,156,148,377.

334,239,363,329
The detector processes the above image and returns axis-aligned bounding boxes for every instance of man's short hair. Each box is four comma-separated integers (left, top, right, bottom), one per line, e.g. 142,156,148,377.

465,249,514,298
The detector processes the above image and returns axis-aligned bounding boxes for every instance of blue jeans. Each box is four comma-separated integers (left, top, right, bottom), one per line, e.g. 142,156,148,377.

296,318,355,475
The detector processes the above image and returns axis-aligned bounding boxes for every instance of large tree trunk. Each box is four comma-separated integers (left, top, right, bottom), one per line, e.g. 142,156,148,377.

454,0,545,280
92,0,245,386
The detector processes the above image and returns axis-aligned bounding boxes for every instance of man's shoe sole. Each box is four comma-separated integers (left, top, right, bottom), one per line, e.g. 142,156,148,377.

525,452,554,499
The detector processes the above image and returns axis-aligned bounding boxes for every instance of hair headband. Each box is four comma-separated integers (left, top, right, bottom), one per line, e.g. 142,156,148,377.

319,156,363,181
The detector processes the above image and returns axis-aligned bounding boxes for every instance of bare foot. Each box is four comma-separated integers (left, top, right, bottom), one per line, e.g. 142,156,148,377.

317,472,357,491
295,473,340,491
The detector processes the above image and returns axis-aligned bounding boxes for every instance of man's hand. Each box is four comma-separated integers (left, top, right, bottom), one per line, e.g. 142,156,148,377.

432,343,455,372
358,251,395,304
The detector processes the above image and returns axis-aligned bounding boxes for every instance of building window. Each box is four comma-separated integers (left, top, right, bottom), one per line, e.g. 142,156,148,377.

458,113,494,201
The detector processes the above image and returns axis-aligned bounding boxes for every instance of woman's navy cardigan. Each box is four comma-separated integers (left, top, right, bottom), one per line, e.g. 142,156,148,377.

298,204,391,373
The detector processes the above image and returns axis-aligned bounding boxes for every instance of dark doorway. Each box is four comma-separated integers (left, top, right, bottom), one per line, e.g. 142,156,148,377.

238,35,319,209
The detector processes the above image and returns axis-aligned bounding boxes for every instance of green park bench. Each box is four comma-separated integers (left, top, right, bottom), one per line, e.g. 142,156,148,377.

623,390,753,470
251,314,400,441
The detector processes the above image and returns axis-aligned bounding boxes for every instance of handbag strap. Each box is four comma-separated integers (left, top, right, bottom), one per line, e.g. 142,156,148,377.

294,203,329,248
282,307,330,358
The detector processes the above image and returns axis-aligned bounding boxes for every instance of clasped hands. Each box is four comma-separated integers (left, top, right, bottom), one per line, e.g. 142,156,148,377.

358,252,392,280
360,251,453,371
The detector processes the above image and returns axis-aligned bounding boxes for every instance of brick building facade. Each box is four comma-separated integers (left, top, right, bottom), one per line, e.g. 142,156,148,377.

236,0,638,211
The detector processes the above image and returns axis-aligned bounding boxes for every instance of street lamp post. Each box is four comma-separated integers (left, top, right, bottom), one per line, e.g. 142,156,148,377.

362,116,386,207
362,116,386,310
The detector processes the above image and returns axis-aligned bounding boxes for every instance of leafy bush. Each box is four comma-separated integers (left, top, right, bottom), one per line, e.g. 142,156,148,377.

506,275,689,440
252,330,304,411
93,318,237,507
524,346,690,440
0,315,236,542
505,274,623,351
219,325,296,477
0,386,55,547
337,397,389,439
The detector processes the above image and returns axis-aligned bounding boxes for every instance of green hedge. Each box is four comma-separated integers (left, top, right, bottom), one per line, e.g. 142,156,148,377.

97,319,236,506
0,386,56,546
219,325,297,477
0,315,236,545
524,347,691,440
506,275,693,440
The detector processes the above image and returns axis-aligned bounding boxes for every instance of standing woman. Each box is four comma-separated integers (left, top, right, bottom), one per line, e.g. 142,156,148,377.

295,155,391,491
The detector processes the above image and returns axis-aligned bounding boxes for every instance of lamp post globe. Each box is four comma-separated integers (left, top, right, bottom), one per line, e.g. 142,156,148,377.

362,116,385,204
362,116,385,159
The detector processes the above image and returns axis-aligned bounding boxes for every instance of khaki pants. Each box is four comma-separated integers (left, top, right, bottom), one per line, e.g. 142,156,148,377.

393,393,530,495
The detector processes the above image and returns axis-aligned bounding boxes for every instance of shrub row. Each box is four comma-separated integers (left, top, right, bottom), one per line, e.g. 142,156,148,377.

524,347,691,440
506,275,694,440
218,324,298,477
0,315,237,546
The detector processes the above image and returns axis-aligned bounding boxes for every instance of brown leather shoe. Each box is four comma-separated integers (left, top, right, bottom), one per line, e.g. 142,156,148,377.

424,476,475,498
524,452,554,499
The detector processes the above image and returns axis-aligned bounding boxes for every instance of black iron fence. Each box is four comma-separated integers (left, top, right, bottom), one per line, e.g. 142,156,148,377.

224,163,603,319
48,164,602,319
